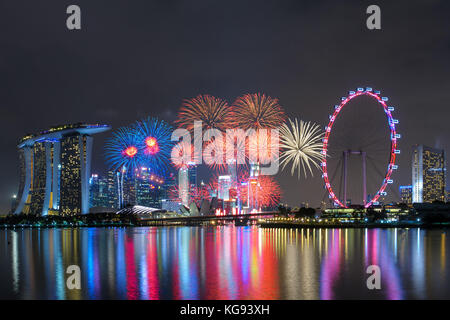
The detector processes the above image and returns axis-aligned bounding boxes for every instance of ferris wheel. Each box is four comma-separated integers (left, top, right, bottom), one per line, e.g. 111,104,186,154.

322,87,400,208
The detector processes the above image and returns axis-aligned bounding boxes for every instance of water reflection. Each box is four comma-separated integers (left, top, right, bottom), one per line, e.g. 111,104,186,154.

0,227,449,299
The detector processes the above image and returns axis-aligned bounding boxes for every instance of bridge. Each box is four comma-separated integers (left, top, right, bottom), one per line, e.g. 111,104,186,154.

136,212,279,226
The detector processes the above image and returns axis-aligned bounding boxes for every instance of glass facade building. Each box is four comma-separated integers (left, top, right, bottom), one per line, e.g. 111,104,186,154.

14,123,110,215
399,185,412,204
412,145,446,203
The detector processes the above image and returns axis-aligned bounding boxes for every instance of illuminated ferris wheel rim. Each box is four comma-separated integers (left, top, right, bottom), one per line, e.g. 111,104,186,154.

321,87,400,208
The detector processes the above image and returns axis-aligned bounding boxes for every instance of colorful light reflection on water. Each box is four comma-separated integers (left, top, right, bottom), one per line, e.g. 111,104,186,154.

0,227,449,299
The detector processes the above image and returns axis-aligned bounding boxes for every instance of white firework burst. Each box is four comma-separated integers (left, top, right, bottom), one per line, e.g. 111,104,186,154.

279,118,324,178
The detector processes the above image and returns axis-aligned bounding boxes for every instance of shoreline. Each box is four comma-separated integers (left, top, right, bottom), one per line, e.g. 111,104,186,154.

258,222,450,229
1,222,450,229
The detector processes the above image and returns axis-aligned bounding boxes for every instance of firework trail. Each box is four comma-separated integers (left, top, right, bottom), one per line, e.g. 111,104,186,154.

279,118,324,178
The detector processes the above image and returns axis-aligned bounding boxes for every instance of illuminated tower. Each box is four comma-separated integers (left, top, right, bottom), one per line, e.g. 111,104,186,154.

89,174,100,208
218,175,231,201
106,170,118,209
14,123,110,215
187,161,198,189
247,162,260,211
412,145,446,203
178,166,190,207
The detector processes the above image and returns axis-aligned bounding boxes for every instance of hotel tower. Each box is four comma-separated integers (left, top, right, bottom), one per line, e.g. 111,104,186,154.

14,123,110,216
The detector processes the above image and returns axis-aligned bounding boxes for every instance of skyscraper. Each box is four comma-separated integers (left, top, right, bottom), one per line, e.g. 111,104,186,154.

187,161,197,189
134,167,165,208
218,175,231,201
106,170,119,208
89,173,111,209
89,174,100,208
15,123,110,215
178,166,190,207
399,185,412,204
412,145,446,203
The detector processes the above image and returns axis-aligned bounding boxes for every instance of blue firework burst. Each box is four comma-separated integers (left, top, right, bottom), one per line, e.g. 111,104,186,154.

104,125,142,173
135,117,174,176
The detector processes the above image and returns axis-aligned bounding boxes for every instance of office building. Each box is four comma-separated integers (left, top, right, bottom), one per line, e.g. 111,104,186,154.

399,185,412,204
412,145,446,203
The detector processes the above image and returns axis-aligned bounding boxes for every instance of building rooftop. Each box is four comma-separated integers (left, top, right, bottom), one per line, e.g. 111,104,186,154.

18,123,111,148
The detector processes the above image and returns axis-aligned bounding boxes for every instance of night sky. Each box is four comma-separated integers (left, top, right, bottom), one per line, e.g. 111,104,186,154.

1,0,449,212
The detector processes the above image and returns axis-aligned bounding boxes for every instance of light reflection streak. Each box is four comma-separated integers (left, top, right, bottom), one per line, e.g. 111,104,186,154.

1,227,448,300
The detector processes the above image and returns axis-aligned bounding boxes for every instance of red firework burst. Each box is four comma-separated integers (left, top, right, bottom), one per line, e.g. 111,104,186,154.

202,129,251,172
239,175,281,208
170,139,201,169
168,184,212,207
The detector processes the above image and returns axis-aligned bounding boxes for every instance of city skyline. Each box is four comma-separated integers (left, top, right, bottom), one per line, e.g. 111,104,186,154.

1,0,450,304
1,1,450,212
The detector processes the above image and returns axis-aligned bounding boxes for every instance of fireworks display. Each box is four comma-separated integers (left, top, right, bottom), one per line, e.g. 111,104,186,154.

175,94,233,133
240,175,281,208
231,93,286,130
135,117,174,176
104,93,320,214
279,118,324,178
202,129,250,172
168,185,211,207
105,126,142,172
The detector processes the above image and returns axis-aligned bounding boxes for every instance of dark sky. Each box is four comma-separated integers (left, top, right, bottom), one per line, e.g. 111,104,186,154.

1,0,449,212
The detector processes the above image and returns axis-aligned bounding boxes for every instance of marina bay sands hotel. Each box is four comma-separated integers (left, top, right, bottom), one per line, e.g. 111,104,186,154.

14,123,110,216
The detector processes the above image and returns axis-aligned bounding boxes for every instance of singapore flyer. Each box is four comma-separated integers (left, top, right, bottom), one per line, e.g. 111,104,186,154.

322,87,400,208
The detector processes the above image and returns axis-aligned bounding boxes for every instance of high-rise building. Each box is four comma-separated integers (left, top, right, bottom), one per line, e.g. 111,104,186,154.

178,166,190,207
89,173,112,209
11,195,18,213
134,167,164,208
399,185,412,204
113,167,166,209
107,170,119,208
14,123,110,215
412,145,446,203
89,174,100,207
187,162,197,189
218,175,231,201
